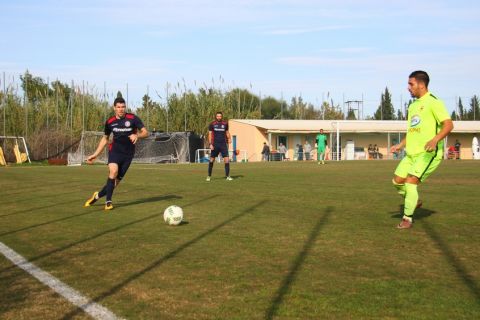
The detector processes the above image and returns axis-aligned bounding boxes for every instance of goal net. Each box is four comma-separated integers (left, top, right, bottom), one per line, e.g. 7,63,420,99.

195,148,248,163
133,132,190,164
67,131,107,166
68,131,192,165
0,136,31,165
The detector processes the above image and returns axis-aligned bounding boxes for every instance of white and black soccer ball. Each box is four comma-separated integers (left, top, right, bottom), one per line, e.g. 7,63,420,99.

163,205,183,226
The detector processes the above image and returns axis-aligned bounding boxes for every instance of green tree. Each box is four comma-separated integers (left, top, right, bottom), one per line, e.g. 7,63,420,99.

467,95,480,120
346,109,357,120
320,101,344,120
373,87,395,120
20,70,52,104
457,97,465,120
260,96,282,119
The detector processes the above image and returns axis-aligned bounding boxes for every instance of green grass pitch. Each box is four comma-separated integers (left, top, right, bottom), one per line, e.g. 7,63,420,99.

1,161,480,319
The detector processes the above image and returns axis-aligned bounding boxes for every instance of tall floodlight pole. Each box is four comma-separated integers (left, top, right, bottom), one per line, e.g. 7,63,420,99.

46,77,50,159
24,74,28,140
165,82,169,133
259,91,262,118
82,80,85,134
70,80,74,145
55,79,59,154
103,81,107,122
147,85,150,130
281,91,284,120
126,83,129,111
184,85,187,131
2,72,6,151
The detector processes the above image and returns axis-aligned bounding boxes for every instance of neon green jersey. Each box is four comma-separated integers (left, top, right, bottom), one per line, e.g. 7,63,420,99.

316,134,327,149
406,92,450,157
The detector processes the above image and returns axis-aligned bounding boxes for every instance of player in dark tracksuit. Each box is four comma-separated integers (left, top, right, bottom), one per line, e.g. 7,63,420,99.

84,97,148,210
206,111,233,181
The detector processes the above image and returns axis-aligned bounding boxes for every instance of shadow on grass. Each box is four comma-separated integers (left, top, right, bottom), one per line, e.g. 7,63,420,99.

265,206,334,320
115,194,181,208
0,193,181,237
0,210,98,237
61,199,268,320
390,207,437,220
0,186,150,218
1,181,77,197
421,220,480,303
0,194,214,274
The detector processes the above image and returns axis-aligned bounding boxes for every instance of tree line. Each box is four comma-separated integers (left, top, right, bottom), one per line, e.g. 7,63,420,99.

0,71,478,160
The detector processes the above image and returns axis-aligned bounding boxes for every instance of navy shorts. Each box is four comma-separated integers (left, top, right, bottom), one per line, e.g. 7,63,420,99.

211,144,229,158
108,152,133,180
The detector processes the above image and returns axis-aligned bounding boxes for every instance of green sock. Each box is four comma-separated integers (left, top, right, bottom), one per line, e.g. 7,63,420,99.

392,179,406,197
404,183,418,217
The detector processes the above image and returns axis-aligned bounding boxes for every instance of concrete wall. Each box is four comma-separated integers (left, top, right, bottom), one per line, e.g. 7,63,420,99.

228,121,267,161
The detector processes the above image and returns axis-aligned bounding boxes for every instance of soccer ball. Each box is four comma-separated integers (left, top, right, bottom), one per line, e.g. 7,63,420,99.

163,205,183,226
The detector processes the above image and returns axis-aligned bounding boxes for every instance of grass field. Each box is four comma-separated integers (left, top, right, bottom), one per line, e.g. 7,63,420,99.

1,160,480,319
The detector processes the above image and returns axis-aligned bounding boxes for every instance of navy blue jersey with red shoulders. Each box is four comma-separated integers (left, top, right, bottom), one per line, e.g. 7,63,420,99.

104,113,145,156
209,120,229,145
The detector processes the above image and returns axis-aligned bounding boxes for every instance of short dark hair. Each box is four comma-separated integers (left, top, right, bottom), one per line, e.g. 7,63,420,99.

216,111,223,115
409,70,430,87
114,97,126,106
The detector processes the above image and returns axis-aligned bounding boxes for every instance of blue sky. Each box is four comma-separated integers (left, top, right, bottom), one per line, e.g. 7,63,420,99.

1,0,479,116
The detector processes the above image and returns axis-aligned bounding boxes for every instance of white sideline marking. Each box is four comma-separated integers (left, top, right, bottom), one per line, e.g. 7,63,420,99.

0,242,123,320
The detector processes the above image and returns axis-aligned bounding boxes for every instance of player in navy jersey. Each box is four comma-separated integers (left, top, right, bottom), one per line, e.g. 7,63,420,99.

84,97,148,210
206,111,233,181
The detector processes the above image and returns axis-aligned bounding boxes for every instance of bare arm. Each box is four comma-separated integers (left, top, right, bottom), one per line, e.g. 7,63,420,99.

208,131,214,150
86,135,109,163
129,127,149,144
226,130,231,144
391,137,406,153
424,119,454,152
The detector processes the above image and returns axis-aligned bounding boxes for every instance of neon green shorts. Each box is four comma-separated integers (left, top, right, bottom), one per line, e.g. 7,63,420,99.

394,152,442,182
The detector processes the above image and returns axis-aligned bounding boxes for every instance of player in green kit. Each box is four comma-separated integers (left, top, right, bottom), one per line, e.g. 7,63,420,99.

316,129,327,164
391,71,453,229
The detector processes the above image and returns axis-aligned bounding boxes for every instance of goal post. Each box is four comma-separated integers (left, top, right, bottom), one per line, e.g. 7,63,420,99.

0,136,31,165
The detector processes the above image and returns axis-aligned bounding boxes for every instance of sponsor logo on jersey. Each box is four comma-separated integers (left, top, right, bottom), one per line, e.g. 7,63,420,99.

113,127,133,132
111,123,118,127
410,115,421,127
214,127,225,131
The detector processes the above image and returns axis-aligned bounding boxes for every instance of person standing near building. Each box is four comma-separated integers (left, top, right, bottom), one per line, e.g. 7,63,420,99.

304,140,312,160
473,134,479,159
261,142,270,161
316,129,328,164
278,143,287,161
454,139,461,159
390,71,453,229
207,111,233,181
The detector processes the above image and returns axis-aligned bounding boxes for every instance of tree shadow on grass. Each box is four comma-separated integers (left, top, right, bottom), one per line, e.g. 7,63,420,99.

391,205,480,303
390,206,436,220
116,194,182,208
0,186,151,219
0,194,219,274
61,199,268,320
265,206,334,320
421,220,480,304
